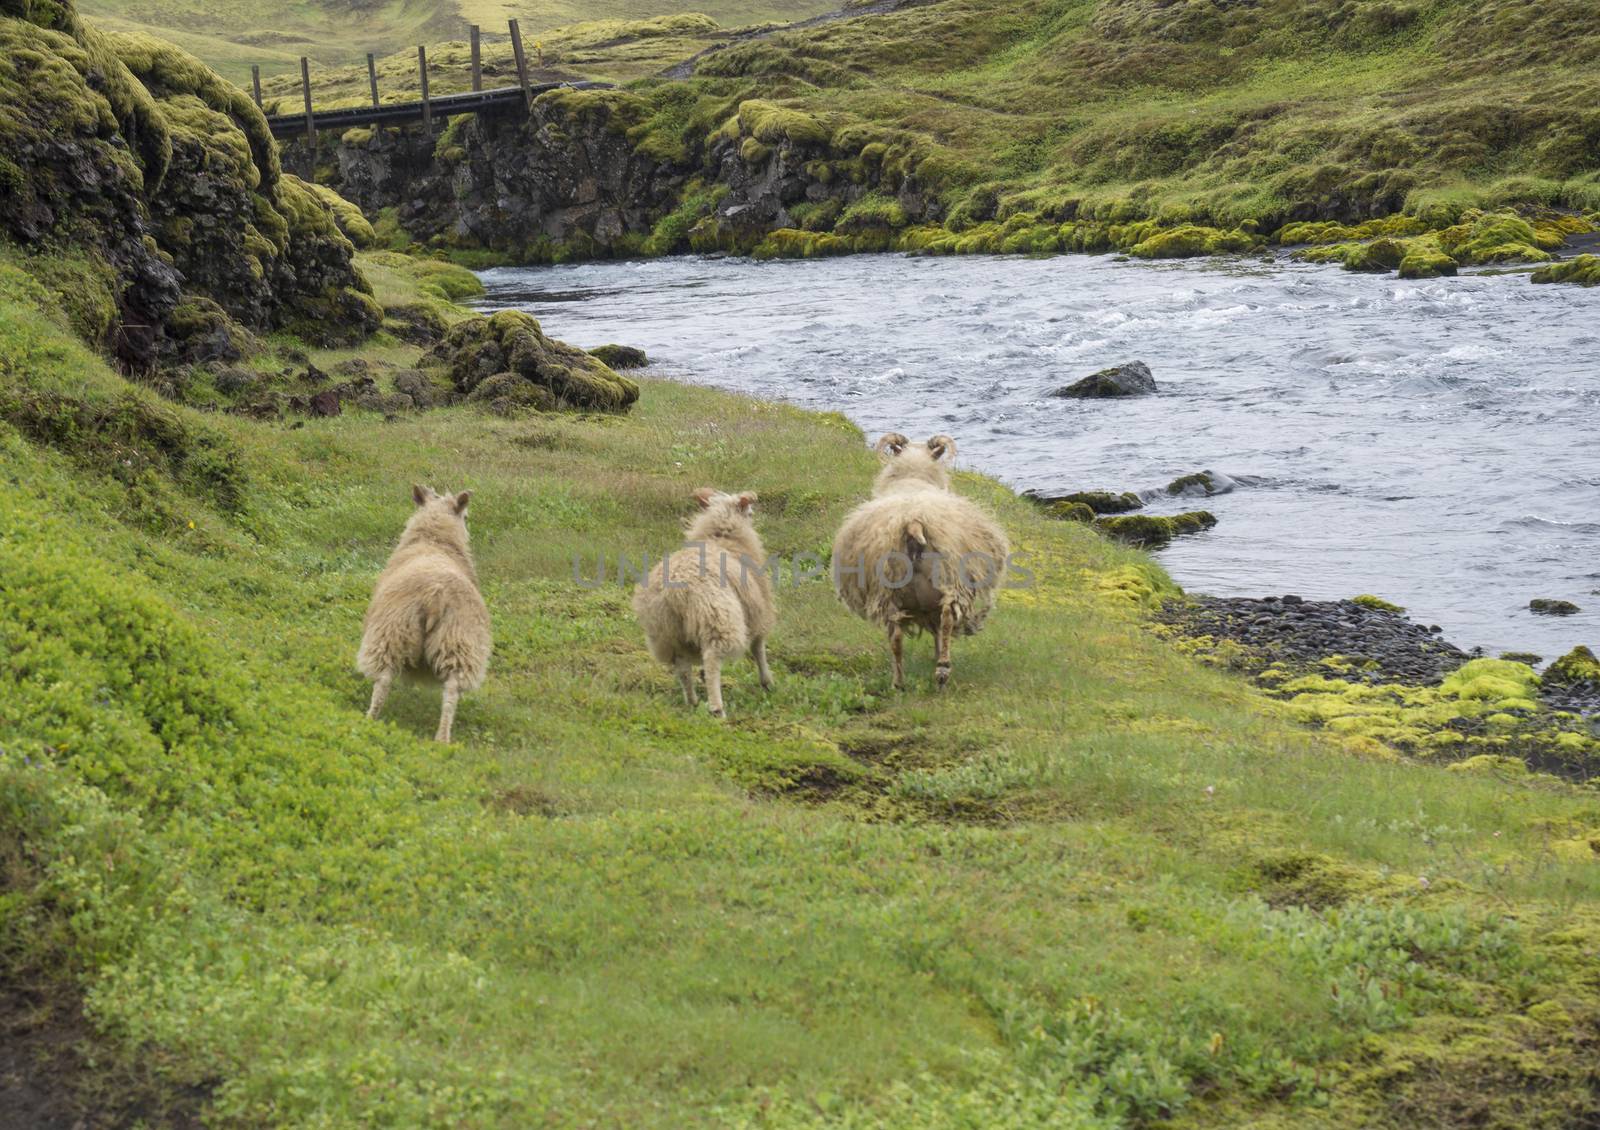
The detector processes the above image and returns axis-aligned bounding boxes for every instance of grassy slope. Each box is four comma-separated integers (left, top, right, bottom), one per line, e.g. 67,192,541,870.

80,0,837,84
7,255,1600,1127
675,0,1600,222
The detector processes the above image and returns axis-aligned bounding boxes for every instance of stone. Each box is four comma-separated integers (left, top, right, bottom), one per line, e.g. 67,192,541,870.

1530,599,1581,616
308,390,341,417
587,344,650,369
1051,361,1157,398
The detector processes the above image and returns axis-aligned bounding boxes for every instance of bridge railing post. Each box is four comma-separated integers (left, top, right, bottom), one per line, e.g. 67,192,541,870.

470,26,482,92
367,53,380,109
508,19,534,112
300,56,316,145
251,64,263,110
417,45,432,131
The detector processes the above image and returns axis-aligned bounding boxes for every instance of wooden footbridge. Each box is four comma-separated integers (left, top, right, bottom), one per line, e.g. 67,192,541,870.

257,19,611,142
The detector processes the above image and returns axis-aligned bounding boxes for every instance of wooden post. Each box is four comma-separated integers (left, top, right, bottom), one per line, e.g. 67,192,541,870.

300,56,316,144
508,19,533,110
367,53,380,109
417,45,431,130
250,64,263,110
470,25,481,92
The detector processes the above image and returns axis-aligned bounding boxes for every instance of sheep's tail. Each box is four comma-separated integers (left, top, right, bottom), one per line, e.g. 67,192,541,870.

904,519,928,561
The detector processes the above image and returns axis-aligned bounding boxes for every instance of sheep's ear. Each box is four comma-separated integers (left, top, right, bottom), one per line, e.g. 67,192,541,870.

927,435,957,461
453,490,472,514
412,484,431,507
736,492,757,514
692,486,717,509
874,432,909,459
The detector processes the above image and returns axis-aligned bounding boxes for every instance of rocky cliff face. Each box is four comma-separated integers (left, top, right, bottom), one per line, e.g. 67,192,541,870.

314,88,939,261
0,0,376,368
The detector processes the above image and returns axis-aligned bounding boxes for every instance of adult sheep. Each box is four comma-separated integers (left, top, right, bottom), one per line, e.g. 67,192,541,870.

633,487,776,718
832,434,1008,690
357,485,492,742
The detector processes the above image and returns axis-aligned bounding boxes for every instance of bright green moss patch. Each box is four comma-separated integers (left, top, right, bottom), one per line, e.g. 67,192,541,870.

1352,594,1406,614
1532,255,1600,286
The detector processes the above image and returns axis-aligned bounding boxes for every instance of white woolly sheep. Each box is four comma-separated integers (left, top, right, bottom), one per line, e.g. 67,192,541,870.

832,434,1008,690
633,487,776,717
357,485,492,742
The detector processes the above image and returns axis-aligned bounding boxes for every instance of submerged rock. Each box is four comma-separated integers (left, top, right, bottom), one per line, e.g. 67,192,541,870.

1026,489,1143,514
1530,599,1581,616
424,311,640,413
1096,511,1216,548
1051,361,1157,398
588,344,650,369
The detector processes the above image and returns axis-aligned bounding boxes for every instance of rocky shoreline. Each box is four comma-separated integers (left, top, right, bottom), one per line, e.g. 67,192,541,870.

1156,591,1600,779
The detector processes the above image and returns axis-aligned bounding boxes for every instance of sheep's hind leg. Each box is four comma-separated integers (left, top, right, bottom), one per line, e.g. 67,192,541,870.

752,637,774,691
934,605,956,690
436,674,462,743
888,623,905,690
674,656,698,707
367,669,395,720
704,650,727,718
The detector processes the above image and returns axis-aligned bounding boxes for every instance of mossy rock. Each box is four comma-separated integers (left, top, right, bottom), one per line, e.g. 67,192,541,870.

425,311,639,413
1352,594,1406,614
1545,646,1600,685
1096,510,1216,548
165,296,258,364
587,343,649,369
1166,472,1215,497
1397,249,1458,279
1531,255,1600,286
1530,599,1580,616
466,371,558,416
1343,238,1408,272
1046,500,1096,522
1055,490,1143,514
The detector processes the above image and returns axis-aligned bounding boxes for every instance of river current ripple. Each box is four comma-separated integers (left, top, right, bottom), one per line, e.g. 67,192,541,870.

477,253,1599,659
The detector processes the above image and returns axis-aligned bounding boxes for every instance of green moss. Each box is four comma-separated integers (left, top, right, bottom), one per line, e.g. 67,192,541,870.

300,180,376,249
1096,511,1216,547
16,250,119,347
424,310,639,412
1046,500,1096,522
1531,255,1600,285
1545,646,1600,685
1352,594,1406,614
1166,472,1215,496
736,99,831,148
1129,224,1260,259
1397,248,1459,278
1056,490,1143,514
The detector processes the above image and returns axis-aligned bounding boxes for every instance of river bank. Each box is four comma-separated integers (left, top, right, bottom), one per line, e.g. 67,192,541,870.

475,252,1600,659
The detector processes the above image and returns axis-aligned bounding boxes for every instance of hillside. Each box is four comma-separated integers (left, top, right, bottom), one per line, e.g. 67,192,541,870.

8,239,1600,1127
77,0,839,84
6,1,1600,1125
288,0,1600,270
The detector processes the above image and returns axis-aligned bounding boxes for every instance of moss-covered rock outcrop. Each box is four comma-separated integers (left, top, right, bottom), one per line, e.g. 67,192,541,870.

423,310,640,414
0,0,375,364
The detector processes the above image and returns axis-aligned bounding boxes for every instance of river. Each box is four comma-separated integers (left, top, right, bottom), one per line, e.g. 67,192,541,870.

476,253,1599,660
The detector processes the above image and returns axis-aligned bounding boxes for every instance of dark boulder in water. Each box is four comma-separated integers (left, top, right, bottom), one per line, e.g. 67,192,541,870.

1051,361,1157,398
1530,599,1581,616
588,344,650,370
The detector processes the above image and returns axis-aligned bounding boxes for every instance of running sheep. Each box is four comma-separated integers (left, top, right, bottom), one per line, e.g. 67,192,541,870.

357,485,492,743
832,434,1008,690
633,487,776,718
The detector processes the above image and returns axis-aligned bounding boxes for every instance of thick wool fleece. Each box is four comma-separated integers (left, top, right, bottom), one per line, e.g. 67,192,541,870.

358,487,491,740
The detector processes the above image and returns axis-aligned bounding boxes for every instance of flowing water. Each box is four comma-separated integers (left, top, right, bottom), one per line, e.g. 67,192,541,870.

477,254,1600,659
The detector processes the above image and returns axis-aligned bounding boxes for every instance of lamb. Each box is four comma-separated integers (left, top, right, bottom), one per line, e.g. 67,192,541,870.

831,434,1008,690
357,485,492,742
633,487,776,718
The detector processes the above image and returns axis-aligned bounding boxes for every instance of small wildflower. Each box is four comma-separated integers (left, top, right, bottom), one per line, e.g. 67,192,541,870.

1417,875,1430,890
188,520,196,529
1204,785,1215,797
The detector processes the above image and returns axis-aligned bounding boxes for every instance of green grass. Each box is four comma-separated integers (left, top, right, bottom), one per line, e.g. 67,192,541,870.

7,235,1600,1127
80,0,838,85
